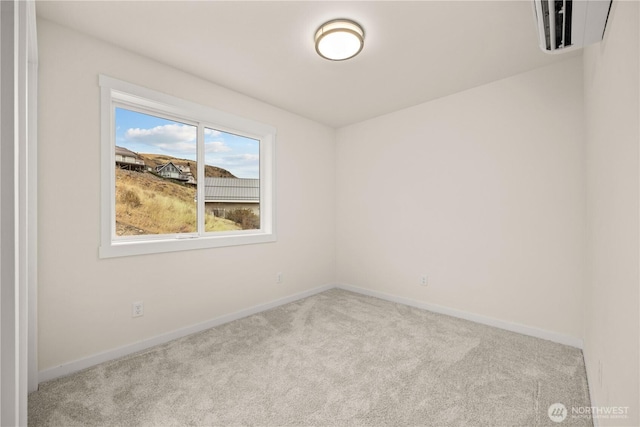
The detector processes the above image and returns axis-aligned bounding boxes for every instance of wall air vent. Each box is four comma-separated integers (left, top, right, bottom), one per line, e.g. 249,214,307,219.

533,0,612,53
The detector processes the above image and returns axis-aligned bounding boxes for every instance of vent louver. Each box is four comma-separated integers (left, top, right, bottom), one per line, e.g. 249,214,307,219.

533,0,612,54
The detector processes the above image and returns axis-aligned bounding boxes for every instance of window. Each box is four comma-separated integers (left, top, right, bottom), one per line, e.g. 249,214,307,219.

99,75,276,258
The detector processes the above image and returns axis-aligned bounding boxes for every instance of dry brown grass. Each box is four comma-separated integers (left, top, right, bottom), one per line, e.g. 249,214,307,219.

116,169,240,236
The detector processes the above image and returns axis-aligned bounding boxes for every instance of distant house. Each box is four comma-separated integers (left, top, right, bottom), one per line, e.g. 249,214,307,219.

156,162,194,184
204,177,259,216
177,165,196,185
115,146,146,171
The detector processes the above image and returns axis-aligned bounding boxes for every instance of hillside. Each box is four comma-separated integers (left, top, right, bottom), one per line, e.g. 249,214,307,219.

115,169,240,236
139,153,236,178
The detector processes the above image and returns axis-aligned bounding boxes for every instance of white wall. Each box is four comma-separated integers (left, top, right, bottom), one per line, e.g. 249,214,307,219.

583,1,639,425
37,19,336,371
336,57,585,341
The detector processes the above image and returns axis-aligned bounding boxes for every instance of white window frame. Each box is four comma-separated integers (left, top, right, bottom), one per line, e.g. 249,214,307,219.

99,75,276,258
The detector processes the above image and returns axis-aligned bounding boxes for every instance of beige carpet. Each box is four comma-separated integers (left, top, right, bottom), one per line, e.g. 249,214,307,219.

28,289,591,426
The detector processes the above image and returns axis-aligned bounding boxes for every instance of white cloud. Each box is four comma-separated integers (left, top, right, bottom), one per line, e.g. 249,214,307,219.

125,124,196,145
204,140,232,153
226,154,259,163
206,153,259,178
210,154,259,168
125,124,233,157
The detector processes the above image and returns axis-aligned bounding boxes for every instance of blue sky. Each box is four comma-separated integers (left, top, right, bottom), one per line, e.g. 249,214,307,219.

115,107,259,178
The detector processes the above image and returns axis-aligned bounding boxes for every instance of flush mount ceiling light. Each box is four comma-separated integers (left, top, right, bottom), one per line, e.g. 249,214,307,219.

315,19,365,61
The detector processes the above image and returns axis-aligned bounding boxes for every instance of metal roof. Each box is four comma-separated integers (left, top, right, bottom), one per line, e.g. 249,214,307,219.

115,145,141,159
204,178,259,202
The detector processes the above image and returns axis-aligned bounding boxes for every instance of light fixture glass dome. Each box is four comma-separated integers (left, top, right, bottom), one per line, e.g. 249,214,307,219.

315,19,364,61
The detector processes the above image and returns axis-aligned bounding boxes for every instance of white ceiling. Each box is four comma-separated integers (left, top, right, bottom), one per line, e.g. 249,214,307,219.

36,1,580,128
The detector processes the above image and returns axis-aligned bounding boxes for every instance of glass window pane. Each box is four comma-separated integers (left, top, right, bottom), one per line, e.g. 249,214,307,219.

114,107,198,236
203,128,260,232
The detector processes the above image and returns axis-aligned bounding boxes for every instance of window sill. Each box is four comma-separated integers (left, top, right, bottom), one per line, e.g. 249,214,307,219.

99,231,277,258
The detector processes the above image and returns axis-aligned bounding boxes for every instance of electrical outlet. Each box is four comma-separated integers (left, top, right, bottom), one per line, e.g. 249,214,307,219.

420,276,428,286
276,272,283,284
132,301,144,318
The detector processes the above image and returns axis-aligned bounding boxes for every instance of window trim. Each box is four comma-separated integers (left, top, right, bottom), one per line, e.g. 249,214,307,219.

99,75,276,258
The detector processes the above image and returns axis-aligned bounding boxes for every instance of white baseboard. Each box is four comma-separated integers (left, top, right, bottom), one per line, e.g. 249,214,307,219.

336,283,584,349
39,282,584,385
38,284,333,384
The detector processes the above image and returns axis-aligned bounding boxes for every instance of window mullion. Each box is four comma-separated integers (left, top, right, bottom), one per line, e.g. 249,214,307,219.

197,125,205,235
